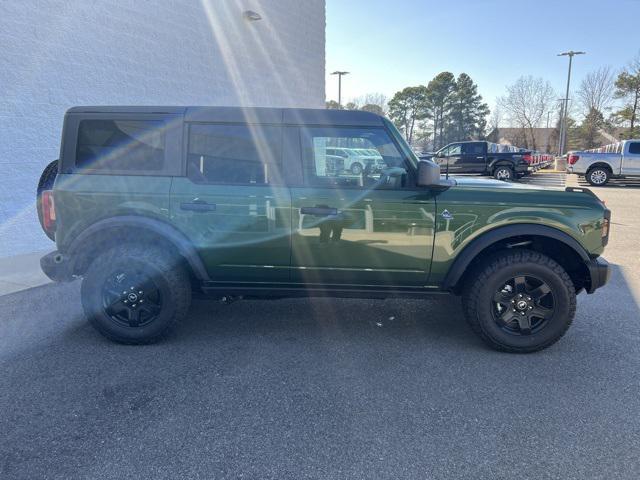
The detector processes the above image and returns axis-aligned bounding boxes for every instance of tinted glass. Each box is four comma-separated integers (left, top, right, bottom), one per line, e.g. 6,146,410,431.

76,120,165,171
448,144,462,155
302,127,406,188
628,142,640,154
462,143,484,154
187,124,282,184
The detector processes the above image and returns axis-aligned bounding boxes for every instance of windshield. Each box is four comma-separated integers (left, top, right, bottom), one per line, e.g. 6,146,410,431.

383,118,418,168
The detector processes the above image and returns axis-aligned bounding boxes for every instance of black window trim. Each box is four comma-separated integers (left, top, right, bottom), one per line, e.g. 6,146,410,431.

296,125,419,191
628,141,640,155
183,121,286,187
63,113,182,177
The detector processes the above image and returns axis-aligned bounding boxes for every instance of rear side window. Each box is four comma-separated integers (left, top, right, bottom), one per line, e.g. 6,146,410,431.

75,120,165,171
628,142,640,154
462,143,484,155
187,124,282,185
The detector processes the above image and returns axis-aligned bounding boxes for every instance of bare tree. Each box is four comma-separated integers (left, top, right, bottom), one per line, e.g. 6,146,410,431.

498,76,556,150
353,92,388,114
577,66,615,115
486,105,502,141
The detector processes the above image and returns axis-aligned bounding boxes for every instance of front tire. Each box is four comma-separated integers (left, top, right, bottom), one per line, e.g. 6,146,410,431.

493,166,513,181
81,244,191,344
462,250,576,353
586,167,610,186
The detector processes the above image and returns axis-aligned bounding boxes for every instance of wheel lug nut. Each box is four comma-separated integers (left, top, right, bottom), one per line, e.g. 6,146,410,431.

138,291,143,295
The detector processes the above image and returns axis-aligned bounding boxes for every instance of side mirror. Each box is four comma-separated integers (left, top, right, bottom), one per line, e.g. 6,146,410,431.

436,152,445,158
417,161,441,187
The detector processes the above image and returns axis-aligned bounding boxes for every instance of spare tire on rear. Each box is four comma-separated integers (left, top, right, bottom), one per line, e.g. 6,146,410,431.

37,160,59,241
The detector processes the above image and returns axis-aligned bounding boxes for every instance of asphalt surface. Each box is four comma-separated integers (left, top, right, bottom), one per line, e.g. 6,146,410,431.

1,174,640,479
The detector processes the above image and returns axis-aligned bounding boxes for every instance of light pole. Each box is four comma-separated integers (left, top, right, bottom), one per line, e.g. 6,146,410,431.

331,71,349,108
557,51,585,155
556,98,569,155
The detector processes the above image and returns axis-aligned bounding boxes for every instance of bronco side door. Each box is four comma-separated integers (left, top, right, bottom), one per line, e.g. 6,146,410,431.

288,125,436,287
170,121,292,282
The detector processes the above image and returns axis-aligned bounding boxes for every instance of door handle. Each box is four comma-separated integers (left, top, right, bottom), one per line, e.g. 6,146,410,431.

476,156,484,159
300,206,338,216
180,199,216,212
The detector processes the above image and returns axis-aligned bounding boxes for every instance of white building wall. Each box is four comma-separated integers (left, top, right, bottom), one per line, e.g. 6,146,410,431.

0,0,325,257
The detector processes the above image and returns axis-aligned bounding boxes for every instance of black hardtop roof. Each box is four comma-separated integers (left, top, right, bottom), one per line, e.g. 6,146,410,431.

65,106,385,127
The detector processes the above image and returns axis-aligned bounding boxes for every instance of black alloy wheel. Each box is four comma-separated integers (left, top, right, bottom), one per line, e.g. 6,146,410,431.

491,275,555,336
101,270,163,328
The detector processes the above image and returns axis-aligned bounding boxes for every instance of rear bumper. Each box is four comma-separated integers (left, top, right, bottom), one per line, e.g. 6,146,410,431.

40,251,75,282
586,257,611,294
514,164,529,174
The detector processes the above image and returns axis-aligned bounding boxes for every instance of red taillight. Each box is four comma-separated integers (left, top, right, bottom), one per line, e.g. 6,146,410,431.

42,190,56,233
568,154,580,165
523,154,533,163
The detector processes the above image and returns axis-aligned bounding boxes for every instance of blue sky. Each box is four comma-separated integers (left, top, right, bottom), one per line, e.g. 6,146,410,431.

326,0,640,112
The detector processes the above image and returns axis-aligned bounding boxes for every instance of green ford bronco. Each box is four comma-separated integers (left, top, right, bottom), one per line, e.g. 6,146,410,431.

38,107,611,352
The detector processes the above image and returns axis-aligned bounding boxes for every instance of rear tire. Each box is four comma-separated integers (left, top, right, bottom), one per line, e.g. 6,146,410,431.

462,250,576,353
350,162,363,175
36,160,59,241
493,166,513,181
586,167,610,186
81,244,191,344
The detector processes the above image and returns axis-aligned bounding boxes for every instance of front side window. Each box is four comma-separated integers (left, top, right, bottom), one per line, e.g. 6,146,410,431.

187,124,282,185
76,120,165,171
448,144,462,156
302,127,407,188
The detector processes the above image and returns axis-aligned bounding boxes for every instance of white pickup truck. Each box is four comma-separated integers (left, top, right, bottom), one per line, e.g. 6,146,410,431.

567,139,640,185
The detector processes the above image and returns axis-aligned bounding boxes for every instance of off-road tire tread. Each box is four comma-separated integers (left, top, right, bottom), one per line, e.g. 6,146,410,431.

82,244,191,344
462,250,576,353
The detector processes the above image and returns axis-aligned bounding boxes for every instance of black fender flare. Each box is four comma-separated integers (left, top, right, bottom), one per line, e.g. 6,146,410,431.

67,215,209,280
442,224,591,290
488,159,515,172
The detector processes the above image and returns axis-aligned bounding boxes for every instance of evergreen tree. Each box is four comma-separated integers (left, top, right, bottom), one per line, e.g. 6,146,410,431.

613,56,640,137
578,107,606,149
387,86,429,144
449,73,490,142
425,72,456,150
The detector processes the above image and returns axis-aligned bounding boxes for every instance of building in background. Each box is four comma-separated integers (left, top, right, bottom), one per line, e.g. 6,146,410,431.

0,0,326,257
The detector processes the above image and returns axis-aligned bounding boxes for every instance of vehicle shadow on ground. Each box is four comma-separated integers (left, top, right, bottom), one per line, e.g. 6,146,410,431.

2,265,640,479
4,261,638,358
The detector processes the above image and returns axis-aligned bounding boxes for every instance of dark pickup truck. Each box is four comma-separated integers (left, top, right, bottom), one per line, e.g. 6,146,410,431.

421,141,532,181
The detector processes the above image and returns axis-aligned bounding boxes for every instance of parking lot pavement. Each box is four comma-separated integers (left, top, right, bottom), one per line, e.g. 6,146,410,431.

1,177,640,480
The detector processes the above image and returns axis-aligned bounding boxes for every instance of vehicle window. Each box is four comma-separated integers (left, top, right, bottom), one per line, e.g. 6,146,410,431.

437,146,449,157
187,124,282,184
302,127,407,188
462,143,484,155
448,144,462,155
628,142,640,154
75,120,165,171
